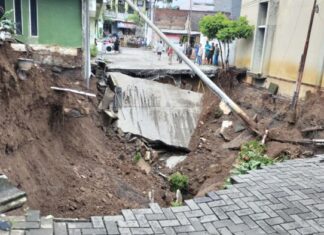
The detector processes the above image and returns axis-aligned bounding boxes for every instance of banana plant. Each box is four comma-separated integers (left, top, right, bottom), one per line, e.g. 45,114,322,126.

0,10,15,34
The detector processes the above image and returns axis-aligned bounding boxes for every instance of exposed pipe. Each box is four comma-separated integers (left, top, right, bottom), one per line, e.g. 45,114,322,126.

124,0,260,135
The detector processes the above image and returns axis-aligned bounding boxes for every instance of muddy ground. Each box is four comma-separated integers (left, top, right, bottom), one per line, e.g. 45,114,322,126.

0,42,323,218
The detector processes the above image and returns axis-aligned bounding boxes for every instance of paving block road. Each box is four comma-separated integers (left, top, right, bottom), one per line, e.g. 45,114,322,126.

3,155,324,234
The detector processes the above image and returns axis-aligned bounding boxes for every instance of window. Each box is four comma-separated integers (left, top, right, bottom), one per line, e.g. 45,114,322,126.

14,0,22,35
0,0,5,17
30,0,38,36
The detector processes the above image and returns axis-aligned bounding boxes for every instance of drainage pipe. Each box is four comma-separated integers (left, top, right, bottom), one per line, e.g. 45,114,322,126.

125,0,260,135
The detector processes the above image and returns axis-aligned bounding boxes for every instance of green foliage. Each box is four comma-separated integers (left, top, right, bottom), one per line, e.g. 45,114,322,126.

127,12,144,26
90,45,98,58
133,152,142,163
169,172,189,192
171,200,183,207
0,10,15,34
231,140,274,175
199,13,228,40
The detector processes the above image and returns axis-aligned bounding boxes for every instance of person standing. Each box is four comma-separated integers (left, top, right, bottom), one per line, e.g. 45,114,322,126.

177,42,184,64
167,47,174,65
209,42,215,64
114,37,120,53
156,41,163,61
204,41,211,64
194,42,199,63
197,43,203,66
213,44,220,66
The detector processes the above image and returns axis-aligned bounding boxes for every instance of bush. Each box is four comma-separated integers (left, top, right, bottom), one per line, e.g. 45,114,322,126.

169,172,189,192
90,45,98,58
133,152,142,163
231,140,274,175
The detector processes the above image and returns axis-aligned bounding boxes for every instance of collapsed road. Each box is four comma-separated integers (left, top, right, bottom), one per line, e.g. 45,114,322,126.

103,72,203,150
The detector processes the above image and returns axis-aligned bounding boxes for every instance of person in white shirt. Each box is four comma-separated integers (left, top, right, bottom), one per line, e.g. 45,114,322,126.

156,41,163,60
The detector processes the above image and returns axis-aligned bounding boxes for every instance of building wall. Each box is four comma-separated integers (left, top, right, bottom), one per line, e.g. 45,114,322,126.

5,0,82,48
235,0,324,97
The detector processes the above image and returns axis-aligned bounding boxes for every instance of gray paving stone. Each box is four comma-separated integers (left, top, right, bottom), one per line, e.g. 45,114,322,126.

130,228,154,235
134,214,150,228
12,222,40,230
40,217,53,229
163,227,176,235
189,218,205,232
185,200,200,210
265,217,285,226
91,217,105,228
10,231,25,235
67,222,92,229
26,211,40,222
118,228,131,235
103,216,124,222
132,208,153,215
175,213,191,225
203,222,219,234
162,208,176,220
145,213,166,221
54,222,68,235
184,210,204,218
148,221,163,234
121,210,136,221
217,227,232,235
227,211,243,224
199,215,218,223
159,220,180,227
194,197,213,204
171,206,191,213
68,229,82,235
174,225,195,233
26,229,52,235
117,220,139,228
104,221,119,235
249,213,270,221
149,203,163,214
199,203,214,215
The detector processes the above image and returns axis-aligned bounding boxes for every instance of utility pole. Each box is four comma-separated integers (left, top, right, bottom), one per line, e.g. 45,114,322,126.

187,0,192,45
291,0,318,112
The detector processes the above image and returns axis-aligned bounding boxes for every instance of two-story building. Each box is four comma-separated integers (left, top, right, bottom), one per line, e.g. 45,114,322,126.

235,0,324,98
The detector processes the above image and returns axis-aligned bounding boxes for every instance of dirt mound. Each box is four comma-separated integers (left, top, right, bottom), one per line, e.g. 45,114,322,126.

0,43,169,218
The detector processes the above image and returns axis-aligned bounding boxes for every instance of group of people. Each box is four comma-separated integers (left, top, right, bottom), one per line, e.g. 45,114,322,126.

156,40,220,66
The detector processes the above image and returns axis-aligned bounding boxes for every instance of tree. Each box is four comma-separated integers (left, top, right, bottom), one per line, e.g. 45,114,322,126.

199,13,254,69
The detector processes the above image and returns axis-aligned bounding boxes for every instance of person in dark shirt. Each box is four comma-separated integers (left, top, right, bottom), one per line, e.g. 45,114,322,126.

208,42,215,64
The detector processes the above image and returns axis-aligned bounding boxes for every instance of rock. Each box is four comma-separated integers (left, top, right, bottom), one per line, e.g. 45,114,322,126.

222,131,254,150
144,151,151,161
136,158,151,174
200,137,207,143
52,66,63,73
219,101,232,115
302,150,314,158
220,120,233,141
234,123,246,133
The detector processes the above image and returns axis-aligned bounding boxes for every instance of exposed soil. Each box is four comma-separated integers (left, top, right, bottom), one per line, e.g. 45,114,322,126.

0,42,323,218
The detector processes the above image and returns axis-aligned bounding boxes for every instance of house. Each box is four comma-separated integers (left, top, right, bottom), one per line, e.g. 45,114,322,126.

103,0,149,37
235,0,324,98
1,0,83,48
153,8,221,46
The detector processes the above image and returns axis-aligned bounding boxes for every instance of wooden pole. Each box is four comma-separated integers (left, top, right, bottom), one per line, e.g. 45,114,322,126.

291,0,317,111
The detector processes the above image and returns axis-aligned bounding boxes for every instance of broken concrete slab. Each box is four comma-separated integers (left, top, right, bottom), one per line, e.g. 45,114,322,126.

0,175,26,213
108,72,203,150
222,131,254,150
166,156,187,169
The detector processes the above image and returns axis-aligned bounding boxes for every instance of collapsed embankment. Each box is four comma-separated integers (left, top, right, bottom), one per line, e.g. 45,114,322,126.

1,42,324,218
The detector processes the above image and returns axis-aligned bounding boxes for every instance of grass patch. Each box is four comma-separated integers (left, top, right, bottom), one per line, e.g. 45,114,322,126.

171,201,183,207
